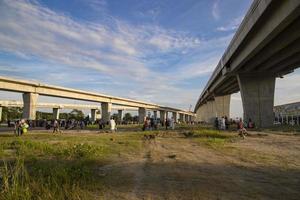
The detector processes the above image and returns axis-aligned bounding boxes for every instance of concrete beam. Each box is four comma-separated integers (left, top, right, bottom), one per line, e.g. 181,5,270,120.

22,93,39,120
237,73,275,127
101,102,112,123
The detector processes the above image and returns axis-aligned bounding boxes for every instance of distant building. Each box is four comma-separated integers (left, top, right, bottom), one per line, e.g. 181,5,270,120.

274,102,300,125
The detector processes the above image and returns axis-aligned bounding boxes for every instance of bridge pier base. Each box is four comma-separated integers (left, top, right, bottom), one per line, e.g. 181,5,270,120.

138,107,146,124
101,102,112,123
237,74,275,127
53,108,60,120
22,92,39,120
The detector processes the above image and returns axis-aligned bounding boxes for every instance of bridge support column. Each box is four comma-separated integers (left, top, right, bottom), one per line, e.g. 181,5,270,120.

215,95,231,118
52,108,60,120
91,109,97,122
22,92,39,120
206,101,216,123
0,107,2,122
118,109,123,123
153,111,157,120
172,112,178,123
138,107,146,124
237,74,275,127
160,110,166,124
101,102,112,123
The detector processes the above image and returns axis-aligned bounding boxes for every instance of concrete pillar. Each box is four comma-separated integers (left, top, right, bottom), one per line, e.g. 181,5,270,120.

172,112,178,123
206,101,216,123
22,92,39,120
91,109,97,122
215,95,231,118
237,74,276,127
52,108,60,120
118,109,123,123
160,110,166,123
138,107,146,124
153,111,157,120
101,102,112,123
0,106,2,122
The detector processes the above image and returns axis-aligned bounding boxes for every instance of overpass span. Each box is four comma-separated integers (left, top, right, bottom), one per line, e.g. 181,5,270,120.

0,76,195,123
195,0,300,127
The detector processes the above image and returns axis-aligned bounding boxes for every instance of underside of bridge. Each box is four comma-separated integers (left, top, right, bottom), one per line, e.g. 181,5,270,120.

195,0,300,127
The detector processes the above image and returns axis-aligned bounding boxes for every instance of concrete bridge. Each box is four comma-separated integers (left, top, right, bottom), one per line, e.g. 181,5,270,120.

195,0,300,127
0,77,195,123
0,100,140,122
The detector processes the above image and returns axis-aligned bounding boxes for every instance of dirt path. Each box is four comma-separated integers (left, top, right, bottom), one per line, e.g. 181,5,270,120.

100,133,300,200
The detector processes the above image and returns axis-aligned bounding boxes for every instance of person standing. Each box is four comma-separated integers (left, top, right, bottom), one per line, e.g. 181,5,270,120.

220,117,225,130
53,120,61,134
225,116,229,130
109,117,116,132
214,117,219,130
170,117,175,130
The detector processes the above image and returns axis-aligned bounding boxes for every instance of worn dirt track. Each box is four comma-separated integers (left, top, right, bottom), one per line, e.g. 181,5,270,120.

97,133,300,200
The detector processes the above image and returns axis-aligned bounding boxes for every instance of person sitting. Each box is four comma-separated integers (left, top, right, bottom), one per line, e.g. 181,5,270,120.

248,118,254,129
237,118,247,139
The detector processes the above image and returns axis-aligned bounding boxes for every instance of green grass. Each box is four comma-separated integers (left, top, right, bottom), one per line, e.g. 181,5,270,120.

1,124,294,199
181,127,236,148
0,131,145,200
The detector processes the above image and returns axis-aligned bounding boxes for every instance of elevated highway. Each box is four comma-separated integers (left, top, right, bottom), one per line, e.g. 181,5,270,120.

195,0,300,127
0,77,195,123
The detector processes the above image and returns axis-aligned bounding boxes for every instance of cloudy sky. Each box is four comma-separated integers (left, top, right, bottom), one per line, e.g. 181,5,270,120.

0,0,299,117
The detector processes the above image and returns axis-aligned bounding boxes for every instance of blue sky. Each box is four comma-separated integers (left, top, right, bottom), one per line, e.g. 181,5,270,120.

1,0,300,117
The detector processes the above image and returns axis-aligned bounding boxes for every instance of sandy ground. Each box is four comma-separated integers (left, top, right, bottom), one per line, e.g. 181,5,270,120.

97,132,300,200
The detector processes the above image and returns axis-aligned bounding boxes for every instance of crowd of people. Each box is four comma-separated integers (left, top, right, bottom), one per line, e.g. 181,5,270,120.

13,119,29,136
213,116,255,139
142,117,177,131
5,115,255,139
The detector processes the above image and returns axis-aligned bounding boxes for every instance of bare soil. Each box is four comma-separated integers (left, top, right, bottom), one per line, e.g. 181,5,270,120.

98,132,300,200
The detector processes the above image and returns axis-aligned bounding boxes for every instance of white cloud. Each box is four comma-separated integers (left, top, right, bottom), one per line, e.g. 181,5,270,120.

212,0,220,20
217,15,244,32
0,0,236,110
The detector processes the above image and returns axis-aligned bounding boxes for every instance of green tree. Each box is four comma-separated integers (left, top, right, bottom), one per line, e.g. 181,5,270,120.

69,109,84,120
123,113,133,122
1,107,23,122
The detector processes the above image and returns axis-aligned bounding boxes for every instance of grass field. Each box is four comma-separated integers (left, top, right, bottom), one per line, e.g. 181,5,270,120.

0,125,299,200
